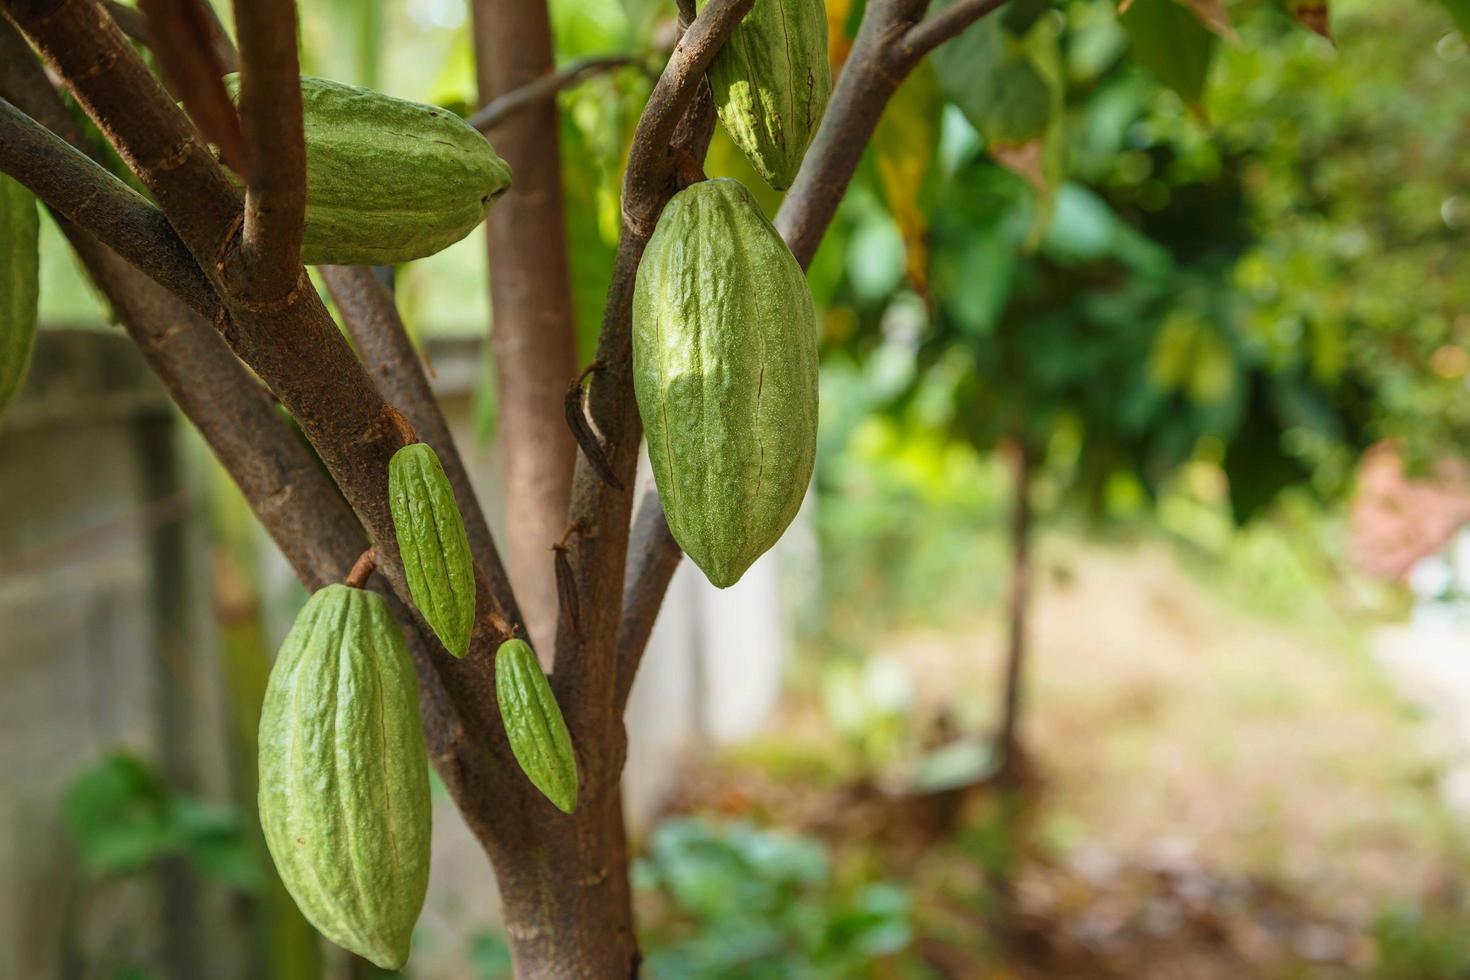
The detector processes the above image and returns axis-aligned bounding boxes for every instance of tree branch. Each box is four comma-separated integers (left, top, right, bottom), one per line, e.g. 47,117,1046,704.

136,0,247,175
470,54,644,133
102,0,237,71
231,0,306,297
776,0,1013,267
614,490,680,707
320,264,522,629
0,99,220,319
614,0,1017,708
553,0,753,742
470,0,582,659
901,0,1011,60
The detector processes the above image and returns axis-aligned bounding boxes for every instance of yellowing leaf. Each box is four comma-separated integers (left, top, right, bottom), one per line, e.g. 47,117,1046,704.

827,0,856,73
872,63,941,295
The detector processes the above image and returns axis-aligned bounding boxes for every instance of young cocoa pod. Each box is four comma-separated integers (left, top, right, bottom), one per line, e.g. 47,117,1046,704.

388,442,476,658
632,178,818,588
0,174,39,417
226,75,512,265
703,0,830,190
495,639,578,814
258,585,431,971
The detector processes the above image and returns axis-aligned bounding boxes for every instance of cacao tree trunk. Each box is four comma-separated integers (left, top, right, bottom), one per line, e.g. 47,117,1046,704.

482,782,639,978
996,440,1035,785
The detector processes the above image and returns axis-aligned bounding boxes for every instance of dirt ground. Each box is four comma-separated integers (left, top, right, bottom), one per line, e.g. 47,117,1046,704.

667,538,1470,978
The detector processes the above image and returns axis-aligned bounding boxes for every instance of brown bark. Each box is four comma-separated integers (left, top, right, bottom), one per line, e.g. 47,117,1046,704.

482,782,638,979
470,54,646,133
996,441,1034,785
232,0,307,296
470,0,580,660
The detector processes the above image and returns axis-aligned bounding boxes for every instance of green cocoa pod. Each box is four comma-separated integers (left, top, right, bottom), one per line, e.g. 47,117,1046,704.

495,639,578,814
0,173,39,417
258,584,431,971
226,75,512,265
632,178,818,588
703,0,829,190
389,442,476,658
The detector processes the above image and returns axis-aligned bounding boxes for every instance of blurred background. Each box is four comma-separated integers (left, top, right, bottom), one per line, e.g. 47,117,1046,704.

6,0,1470,976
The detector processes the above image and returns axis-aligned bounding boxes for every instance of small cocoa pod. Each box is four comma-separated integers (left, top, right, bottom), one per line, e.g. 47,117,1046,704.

226,75,512,265
389,443,476,658
258,585,431,971
495,639,578,814
632,178,818,588
0,174,39,416
703,0,830,190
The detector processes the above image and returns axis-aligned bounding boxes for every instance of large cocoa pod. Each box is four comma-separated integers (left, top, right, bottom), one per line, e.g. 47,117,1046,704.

258,585,431,970
704,0,829,190
227,75,512,265
632,178,818,588
495,639,578,814
0,174,39,417
388,442,476,658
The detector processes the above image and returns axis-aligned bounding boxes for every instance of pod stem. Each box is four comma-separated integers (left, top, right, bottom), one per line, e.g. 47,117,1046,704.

345,546,378,588
382,404,419,447
668,146,707,189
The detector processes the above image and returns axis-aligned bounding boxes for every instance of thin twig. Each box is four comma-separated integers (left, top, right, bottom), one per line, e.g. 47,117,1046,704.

565,361,624,491
901,0,1012,60
471,55,644,132
232,0,306,297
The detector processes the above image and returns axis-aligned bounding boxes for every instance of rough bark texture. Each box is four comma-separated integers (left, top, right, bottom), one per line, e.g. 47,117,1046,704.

471,0,580,661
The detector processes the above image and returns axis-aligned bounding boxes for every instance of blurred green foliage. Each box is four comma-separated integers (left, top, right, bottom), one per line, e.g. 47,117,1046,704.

1371,899,1470,980
634,819,911,979
63,753,261,890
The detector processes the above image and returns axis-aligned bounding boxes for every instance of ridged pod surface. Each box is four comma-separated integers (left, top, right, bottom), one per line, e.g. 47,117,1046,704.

495,639,578,814
388,443,476,658
226,75,512,265
703,0,829,190
632,178,818,588
258,585,431,970
0,174,39,417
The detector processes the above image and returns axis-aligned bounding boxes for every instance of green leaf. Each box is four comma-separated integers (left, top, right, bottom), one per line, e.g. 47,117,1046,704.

1439,0,1470,37
933,16,1052,146
62,754,176,877
1119,0,1217,106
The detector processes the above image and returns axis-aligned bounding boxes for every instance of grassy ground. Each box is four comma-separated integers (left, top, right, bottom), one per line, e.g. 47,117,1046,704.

649,535,1470,978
